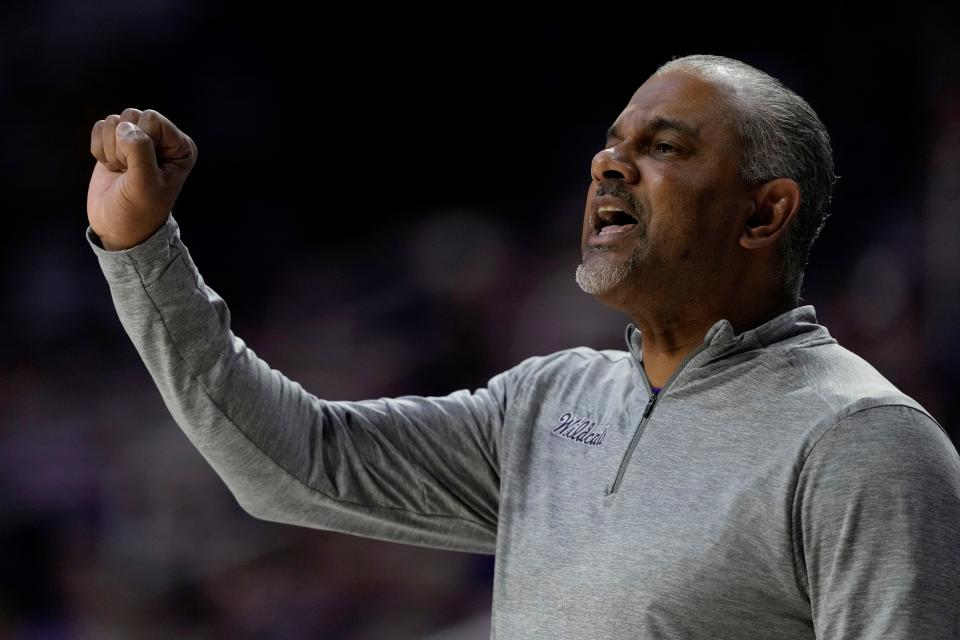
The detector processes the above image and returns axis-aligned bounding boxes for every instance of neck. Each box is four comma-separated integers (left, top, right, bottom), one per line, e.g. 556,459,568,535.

629,292,796,389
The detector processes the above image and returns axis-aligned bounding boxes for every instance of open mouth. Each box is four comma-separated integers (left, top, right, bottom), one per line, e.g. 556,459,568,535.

594,207,639,236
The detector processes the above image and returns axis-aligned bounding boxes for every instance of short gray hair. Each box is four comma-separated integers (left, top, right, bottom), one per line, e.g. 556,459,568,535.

652,54,840,302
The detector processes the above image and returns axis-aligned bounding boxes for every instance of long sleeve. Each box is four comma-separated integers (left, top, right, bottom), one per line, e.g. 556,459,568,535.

794,404,960,638
87,213,528,554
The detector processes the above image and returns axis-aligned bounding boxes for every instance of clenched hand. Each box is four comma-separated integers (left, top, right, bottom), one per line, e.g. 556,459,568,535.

87,108,197,250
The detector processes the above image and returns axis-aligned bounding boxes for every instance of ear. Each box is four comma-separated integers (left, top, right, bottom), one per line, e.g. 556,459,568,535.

739,178,801,250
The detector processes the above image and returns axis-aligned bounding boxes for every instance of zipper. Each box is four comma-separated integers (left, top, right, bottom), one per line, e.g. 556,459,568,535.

608,341,712,495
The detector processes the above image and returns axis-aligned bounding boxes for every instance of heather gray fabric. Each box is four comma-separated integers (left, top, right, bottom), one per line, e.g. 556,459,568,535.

87,213,960,639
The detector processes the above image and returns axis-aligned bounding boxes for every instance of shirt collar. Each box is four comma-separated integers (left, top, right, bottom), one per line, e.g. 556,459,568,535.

623,304,828,367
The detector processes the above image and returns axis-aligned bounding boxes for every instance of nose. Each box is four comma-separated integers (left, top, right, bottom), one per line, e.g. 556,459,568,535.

590,145,639,183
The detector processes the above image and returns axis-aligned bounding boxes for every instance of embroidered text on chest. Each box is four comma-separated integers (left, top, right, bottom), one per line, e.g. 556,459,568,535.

551,412,608,447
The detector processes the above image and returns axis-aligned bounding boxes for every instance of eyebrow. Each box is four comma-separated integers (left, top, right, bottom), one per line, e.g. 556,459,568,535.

606,116,702,142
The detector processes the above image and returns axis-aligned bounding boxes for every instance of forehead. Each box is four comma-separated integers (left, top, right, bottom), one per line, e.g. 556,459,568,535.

609,71,735,142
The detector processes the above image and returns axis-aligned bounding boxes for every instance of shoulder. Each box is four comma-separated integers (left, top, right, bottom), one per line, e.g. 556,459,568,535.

491,345,633,395
512,345,630,370
770,339,936,423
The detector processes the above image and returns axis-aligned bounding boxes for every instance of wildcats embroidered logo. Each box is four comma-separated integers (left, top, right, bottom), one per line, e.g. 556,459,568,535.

551,412,608,447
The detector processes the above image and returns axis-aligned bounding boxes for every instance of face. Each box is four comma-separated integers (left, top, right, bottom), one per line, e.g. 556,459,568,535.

576,71,751,307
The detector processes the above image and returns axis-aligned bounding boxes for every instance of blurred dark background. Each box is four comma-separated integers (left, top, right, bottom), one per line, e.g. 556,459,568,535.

1,3,959,638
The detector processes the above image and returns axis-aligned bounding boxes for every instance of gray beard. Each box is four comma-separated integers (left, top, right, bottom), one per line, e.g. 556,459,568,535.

575,244,643,295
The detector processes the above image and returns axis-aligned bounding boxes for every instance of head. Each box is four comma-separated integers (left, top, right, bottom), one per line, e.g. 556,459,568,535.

576,54,838,312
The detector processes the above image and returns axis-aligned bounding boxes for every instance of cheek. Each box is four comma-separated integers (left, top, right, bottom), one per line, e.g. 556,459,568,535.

655,184,701,238
654,181,719,263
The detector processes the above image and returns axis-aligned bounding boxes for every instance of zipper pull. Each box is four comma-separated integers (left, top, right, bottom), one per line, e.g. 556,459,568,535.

643,393,657,418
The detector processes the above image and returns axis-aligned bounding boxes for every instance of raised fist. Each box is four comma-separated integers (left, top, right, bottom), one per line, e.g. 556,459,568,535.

87,108,197,250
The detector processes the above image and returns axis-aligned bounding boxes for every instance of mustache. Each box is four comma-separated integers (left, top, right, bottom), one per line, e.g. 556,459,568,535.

595,182,643,219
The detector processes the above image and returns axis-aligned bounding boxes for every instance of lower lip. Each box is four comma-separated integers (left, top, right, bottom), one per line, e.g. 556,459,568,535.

587,223,638,246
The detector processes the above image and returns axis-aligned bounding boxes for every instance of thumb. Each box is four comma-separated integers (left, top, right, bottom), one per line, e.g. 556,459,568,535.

116,121,160,184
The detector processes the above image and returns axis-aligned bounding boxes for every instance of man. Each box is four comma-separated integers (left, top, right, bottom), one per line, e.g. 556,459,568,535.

86,54,960,639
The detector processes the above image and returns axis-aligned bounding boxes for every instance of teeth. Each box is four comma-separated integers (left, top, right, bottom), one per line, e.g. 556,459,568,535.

599,223,636,236
598,206,626,212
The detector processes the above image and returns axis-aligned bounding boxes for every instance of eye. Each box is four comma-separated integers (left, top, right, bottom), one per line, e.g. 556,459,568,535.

654,142,677,154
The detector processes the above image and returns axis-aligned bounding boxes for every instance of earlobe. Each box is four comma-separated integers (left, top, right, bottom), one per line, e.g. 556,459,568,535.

739,178,801,250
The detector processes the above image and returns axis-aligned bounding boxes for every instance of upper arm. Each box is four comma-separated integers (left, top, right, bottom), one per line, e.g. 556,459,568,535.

232,351,541,553
795,405,960,639
310,365,520,528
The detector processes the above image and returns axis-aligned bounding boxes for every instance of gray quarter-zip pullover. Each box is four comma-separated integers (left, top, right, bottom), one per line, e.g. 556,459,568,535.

87,213,960,639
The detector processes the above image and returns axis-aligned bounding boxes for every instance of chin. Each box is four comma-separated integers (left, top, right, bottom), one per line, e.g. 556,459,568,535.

574,259,633,296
